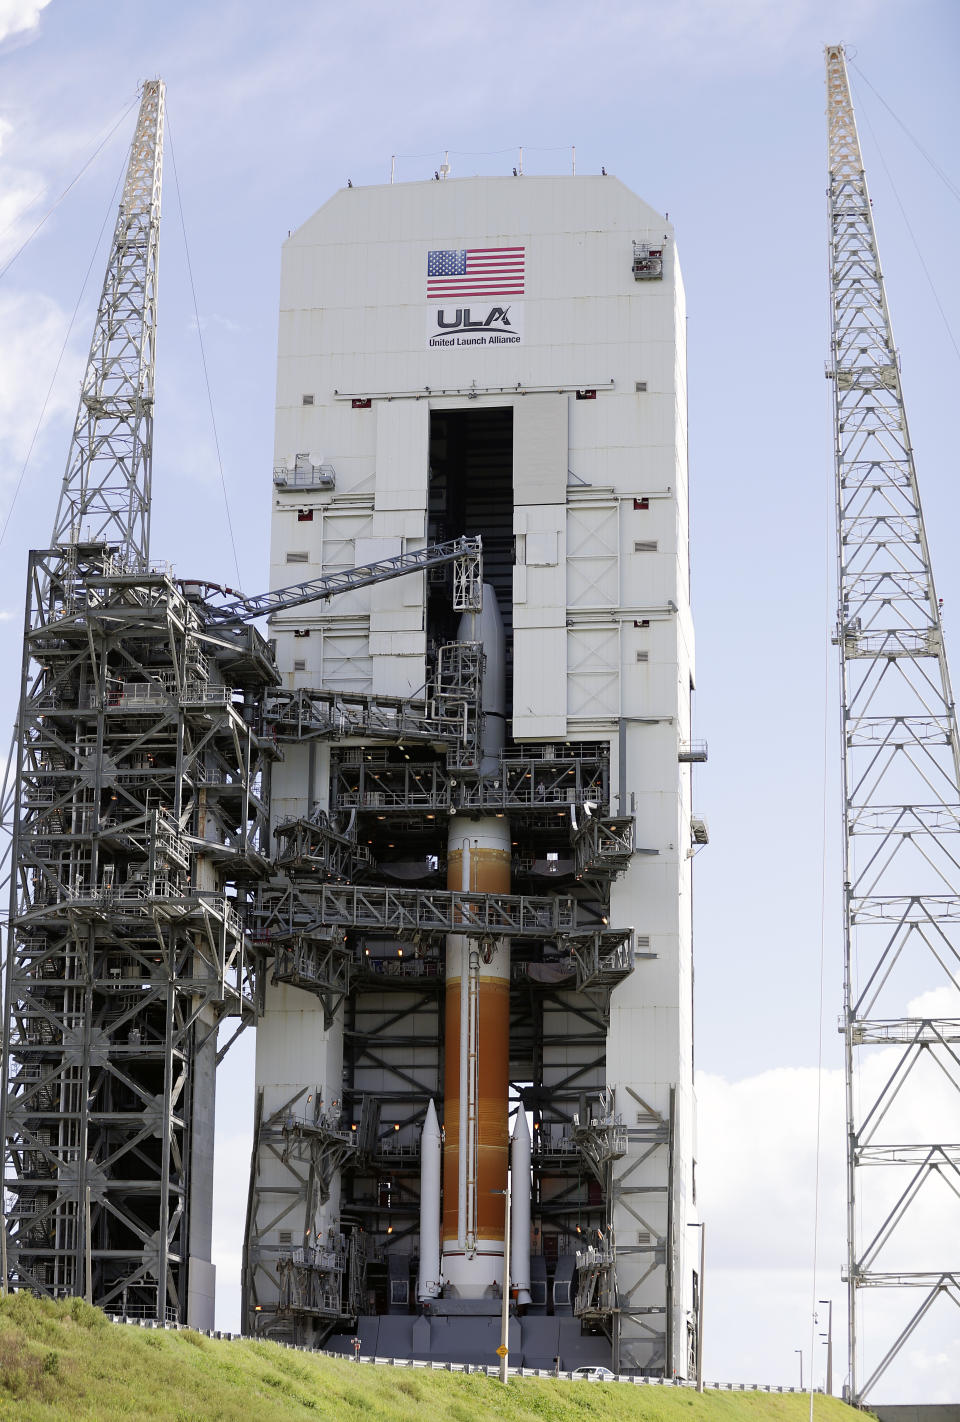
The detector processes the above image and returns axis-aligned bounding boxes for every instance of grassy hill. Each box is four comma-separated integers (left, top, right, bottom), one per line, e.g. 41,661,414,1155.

0,1294,864,1422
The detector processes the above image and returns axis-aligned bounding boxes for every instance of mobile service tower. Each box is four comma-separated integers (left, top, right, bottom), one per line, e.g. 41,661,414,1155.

245,172,701,1377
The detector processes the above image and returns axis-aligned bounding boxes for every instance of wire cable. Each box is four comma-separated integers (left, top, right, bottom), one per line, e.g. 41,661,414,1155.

852,79,960,369
165,114,242,586
0,93,139,284
849,59,960,207
0,156,126,553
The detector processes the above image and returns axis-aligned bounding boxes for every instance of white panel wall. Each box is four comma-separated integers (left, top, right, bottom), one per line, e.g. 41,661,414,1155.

513,500,567,739
368,401,428,695
513,392,567,507
512,394,567,738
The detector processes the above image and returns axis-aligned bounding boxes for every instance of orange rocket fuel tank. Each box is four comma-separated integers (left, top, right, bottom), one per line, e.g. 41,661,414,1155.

442,823,511,1296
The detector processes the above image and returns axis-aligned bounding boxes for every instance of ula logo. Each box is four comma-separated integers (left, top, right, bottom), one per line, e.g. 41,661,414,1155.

427,301,523,347
436,305,513,332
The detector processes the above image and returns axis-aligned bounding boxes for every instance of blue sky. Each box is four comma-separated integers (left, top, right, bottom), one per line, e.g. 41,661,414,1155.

1,0,958,1400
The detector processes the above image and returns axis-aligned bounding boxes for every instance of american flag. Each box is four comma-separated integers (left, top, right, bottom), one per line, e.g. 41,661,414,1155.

427,247,525,299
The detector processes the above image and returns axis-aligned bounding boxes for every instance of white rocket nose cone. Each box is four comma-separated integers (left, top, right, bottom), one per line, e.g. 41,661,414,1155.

423,1097,441,1143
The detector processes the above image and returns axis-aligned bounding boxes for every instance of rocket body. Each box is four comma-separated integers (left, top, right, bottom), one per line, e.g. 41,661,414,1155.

442,824,510,1295
440,586,512,1298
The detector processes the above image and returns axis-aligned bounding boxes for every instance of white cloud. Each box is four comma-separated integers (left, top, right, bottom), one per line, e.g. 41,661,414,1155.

908,982,960,1018
697,1067,845,1271
0,288,79,500
0,0,52,46
0,175,44,263
697,1062,960,1400
0,114,48,267
209,313,244,336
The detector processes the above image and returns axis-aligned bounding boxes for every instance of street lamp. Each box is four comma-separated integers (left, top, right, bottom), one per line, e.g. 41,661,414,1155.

686,1221,705,1393
0,1196,7,1297
795,1349,803,1390
818,1299,833,1396
493,1184,511,1384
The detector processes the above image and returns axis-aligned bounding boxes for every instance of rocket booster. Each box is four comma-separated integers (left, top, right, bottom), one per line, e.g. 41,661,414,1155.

417,1100,442,1301
510,1110,532,1306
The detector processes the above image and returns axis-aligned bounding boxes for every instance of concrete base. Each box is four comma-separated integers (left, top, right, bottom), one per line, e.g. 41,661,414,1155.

327,1314,612,1371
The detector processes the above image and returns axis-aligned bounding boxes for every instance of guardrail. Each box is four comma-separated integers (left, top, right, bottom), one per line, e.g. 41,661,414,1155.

99,1314,816,1392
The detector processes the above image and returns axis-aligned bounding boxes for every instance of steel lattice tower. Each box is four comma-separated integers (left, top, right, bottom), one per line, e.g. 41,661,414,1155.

826,44,960,1403
50,80,163,566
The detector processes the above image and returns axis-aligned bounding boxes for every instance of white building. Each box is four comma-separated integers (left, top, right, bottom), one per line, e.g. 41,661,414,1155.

244,173,699,1377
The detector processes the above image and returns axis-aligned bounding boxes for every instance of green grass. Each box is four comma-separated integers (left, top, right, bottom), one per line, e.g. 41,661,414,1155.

0,1294,865,1422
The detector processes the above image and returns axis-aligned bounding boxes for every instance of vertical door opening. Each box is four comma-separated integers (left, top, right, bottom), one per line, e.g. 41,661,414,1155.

428,406,514,705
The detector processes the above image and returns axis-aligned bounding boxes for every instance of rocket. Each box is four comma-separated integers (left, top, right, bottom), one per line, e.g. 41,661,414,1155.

420,585,516,1300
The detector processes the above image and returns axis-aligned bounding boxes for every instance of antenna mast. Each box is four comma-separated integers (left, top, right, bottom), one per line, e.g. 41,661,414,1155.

826,44,960,1403
51,79,164,565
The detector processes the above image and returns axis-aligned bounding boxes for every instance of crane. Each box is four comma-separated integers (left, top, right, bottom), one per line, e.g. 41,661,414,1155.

826,45,960,1404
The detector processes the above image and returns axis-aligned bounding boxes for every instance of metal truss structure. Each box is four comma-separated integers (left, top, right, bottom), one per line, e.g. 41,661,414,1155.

572,1091,626,1325
203,536,482,625
0,549,275,1318
826,45,960,1402
51,83,163,567
243,683,641,1348
244,1087,373,1330
262,637,483,766
329,742,611,818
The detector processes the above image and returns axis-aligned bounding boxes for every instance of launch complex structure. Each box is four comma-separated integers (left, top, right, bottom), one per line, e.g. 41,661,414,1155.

0,81,700,1377
2,47,953,1400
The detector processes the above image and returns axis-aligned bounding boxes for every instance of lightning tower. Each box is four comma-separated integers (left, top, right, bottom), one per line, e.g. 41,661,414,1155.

51,80,163,565
826,45,960,1403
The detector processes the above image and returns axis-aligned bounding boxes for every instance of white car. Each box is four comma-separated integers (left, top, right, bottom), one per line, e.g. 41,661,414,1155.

572,1366,616,1381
